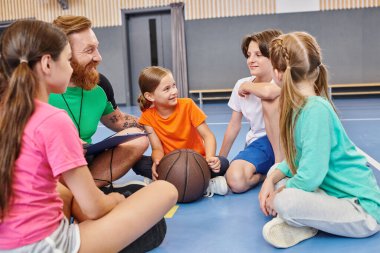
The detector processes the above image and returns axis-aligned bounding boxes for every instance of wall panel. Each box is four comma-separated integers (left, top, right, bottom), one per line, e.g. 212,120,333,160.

321,0,379,10
4,0,377,27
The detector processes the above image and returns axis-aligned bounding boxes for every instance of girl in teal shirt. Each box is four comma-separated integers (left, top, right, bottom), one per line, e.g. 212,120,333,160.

259,32,380,248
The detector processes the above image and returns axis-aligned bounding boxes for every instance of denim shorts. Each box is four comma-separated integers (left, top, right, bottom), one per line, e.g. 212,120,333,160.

232,135,275,174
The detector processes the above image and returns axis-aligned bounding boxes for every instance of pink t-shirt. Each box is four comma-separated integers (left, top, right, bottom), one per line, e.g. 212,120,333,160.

0,100,87,249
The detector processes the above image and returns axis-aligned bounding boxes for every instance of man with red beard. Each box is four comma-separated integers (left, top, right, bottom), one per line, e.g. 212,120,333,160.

49,15,149,189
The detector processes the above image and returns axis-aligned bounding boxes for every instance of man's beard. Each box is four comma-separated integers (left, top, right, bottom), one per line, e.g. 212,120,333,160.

70,59,100,90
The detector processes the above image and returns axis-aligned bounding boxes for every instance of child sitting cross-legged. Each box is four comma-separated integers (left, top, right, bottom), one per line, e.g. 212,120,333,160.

134,66,229,197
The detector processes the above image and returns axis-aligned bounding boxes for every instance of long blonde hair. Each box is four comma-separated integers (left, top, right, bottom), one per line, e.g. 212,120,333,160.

269,32,334,174
0,20,67,221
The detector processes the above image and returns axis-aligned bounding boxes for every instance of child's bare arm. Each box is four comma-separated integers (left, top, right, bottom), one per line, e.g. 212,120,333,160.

62,166,124,220
238,81,281,100
144,125,165,179
196,122,216,158
196,122,221,172
219,111,242,157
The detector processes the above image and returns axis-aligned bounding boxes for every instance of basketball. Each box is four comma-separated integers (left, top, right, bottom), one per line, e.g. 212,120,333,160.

157,149,211,203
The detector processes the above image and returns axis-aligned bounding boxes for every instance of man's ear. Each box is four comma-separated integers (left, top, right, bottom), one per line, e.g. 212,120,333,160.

40,54,52,75
144,92,154,102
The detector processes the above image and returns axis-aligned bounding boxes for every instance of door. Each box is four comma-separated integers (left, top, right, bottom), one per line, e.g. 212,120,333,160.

0,21,12,37
126,12,172,105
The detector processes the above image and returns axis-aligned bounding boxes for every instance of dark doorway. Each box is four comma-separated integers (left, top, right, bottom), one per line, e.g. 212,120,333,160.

124,10,172,105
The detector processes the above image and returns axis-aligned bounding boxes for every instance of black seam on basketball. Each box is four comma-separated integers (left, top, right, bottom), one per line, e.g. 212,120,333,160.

183,150,189,202
165,150,186,202
193,153,208,191
163,152,181,180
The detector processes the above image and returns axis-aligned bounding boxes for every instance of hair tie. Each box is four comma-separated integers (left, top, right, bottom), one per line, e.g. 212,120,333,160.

19,58,28,64
286,65,291,70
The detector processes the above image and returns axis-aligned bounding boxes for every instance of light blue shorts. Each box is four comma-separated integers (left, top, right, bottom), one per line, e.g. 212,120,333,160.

232,135,275,174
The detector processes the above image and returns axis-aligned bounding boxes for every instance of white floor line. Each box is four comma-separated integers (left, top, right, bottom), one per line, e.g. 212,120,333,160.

98,119,379,127
207,122,249,125
341,118,380,121
205,118,380,125
96,120,380,172
357,147,380,171
97,122,250,127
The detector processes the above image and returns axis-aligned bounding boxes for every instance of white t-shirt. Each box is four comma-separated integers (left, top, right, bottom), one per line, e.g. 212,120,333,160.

228,76,267,145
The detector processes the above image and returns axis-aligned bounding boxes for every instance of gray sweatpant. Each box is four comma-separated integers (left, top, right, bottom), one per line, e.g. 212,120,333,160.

268,163,380,237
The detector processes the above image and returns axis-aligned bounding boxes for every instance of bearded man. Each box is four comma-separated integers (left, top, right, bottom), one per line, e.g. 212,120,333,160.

49,15,149,189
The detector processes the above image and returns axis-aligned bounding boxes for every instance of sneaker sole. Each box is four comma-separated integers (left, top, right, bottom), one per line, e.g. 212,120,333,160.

112,180,147,188
263,219,318,248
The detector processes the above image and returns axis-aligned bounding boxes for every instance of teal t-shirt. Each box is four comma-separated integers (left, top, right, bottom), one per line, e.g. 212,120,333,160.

49,85,114,143
277,96,380,223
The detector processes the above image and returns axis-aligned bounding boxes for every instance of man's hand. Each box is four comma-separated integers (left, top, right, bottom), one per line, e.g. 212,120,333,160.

81,139,88,155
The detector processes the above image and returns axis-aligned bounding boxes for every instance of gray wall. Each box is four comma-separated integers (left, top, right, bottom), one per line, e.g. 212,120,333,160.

94,8,380,104
94,26,127,104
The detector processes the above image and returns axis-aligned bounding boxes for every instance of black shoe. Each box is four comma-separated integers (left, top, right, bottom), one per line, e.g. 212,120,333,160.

132,156,154,179
112,181,147,197
119,217,167,253
113,181,167,253
100,180,146,196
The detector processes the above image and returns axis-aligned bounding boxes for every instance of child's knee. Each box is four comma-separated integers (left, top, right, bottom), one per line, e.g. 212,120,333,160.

274,188,300,218
225,168,248,193
154,180,178,204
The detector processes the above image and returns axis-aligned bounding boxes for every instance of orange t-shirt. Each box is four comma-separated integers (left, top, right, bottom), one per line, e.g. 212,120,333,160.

139,98,207,156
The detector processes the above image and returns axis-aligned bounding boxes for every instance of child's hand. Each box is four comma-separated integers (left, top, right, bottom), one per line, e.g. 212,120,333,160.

238,81,253,97
265,186,285,217
206,156,221,173
81,140,88,155
258,178,274,216
151,160,160,180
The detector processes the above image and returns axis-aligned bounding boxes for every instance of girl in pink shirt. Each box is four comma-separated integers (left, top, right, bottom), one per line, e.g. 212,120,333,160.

0,20,177,252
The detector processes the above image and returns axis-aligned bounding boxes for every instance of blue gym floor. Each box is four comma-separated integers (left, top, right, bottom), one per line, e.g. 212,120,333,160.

93,97,380,253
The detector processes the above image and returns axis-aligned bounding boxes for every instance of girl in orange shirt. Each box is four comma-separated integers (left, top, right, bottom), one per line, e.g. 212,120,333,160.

136,66,229,197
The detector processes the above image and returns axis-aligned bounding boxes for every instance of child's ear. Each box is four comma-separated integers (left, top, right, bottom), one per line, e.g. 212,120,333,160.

274,69,283,83
144,92,154,102
40,54,52,75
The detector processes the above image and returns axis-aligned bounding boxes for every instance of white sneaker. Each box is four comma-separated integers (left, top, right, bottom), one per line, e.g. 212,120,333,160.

204,176,228,197
262,217,318,248
143,177,153,185
112,180,147,188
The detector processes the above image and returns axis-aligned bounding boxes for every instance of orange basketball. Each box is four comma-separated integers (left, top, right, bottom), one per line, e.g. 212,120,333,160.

157,149,211,203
